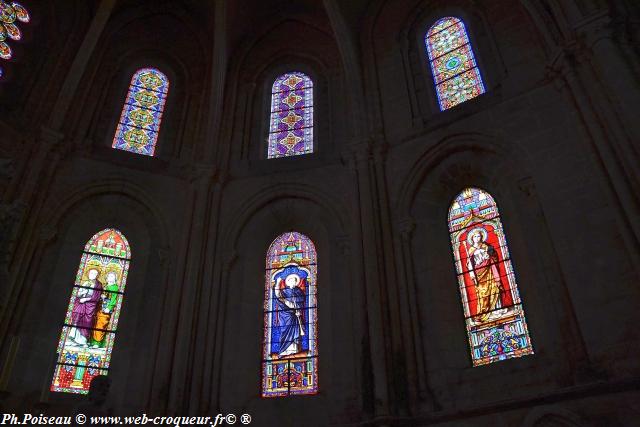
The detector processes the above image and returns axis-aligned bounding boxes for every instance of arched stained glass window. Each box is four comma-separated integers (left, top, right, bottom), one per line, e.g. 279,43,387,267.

51,229,131,394
267,72,314,159
425,17,485,111
112,68,169,156
0,1,30,78
262,232,318,397
448,188,533,366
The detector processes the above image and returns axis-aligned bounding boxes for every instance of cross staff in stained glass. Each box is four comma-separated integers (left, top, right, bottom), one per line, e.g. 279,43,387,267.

91,271,120,348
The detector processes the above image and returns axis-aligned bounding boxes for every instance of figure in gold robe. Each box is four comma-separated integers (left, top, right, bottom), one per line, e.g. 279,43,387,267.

466,230,504,323
91,272,119,347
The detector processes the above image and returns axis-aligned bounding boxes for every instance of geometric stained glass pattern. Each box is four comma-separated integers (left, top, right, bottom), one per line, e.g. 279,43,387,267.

262,232,318,397
267,72,314,159
112,68,169,156
425,17,486,111
51,229,131,394
0,1,30,78
448,188,533,366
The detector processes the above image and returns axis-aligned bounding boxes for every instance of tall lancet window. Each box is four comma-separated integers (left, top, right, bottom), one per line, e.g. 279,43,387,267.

448,188,533,366
112,68,169,156
51,229,131,394
0,1,30,78
425,17,485,111
262,232,318,397
267,72,314,159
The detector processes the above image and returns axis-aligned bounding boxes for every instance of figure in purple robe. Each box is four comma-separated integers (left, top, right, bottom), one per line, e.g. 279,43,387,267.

68,268,103,346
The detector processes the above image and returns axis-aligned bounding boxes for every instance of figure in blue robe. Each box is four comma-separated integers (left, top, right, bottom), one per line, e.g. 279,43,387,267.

272,266,308,357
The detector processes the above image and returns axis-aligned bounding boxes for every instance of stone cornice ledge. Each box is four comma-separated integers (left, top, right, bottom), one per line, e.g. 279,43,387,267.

343,376,640,426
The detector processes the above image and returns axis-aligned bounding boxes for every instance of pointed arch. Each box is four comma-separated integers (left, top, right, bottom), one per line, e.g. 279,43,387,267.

448,188,533,366
0,1,30,78
267,72,314,159
51,228,131,394
262,232,318,397
112,68,169,156
425,17,485,110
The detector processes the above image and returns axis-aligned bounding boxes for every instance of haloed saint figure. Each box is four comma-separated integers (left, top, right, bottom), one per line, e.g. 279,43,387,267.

272,266,308,357
449,188,534,366
68,268,104,346
262,232,317,397
466,229,508,323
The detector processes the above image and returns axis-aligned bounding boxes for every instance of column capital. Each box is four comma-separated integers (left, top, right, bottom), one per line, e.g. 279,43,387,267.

186,163,218,185
38,126,64,147
397,217,416,239
340,139,370,171
517,176,537,198
335,235,351,255
222,251,238,271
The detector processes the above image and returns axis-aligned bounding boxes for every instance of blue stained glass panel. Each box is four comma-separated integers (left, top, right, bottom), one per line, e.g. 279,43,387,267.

112,68,169,156
425,17,486,110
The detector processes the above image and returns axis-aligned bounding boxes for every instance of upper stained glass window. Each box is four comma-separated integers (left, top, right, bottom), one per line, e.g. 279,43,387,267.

51,229,131,394
112,68,169,156
267,72,314,159
425,17,485,111
0,1,30,78
448,188,533,366
262,232,318,397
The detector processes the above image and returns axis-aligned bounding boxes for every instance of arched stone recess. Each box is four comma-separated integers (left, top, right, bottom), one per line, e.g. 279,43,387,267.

224,15,347,173
391,133,591,411
362,0,546,142
211,183,361,425
65,3,209,163
2,180,174,412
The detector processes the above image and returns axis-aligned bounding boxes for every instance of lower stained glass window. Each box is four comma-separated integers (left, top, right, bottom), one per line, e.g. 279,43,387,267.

448,188,533,366
262,232,318,397
112,68,169,156
51,229,131,394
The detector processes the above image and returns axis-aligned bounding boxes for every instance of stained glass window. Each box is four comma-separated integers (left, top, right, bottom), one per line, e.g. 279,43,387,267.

425,17,485,111
0,1,30,78
448,188,533,366
262,232,318,397
112,68,169,156
51,229,131,394
267,72,314,159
